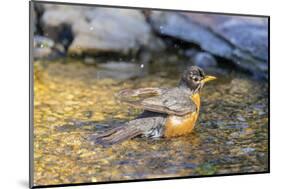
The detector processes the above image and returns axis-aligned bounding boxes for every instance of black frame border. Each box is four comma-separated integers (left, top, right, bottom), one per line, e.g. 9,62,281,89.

29,0,270,188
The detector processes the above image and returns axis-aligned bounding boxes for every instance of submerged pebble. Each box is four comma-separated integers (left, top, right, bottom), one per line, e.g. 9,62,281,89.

241,147,255,154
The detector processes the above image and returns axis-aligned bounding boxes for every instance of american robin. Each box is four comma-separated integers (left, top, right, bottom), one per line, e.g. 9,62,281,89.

94,66,216,145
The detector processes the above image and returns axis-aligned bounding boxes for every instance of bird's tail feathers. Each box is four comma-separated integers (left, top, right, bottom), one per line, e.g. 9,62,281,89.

93,126,141,146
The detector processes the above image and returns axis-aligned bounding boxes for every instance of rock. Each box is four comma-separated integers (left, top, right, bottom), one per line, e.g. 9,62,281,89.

149,11,233,58
184,13,268,62
139,51,152,64
145,35,166,52
33,35,54,58
82,111,93,118
191,52,217,68
33,35,55,48
241,147,255,154
33,35,65,59
226,141,234,145
84,56,95,65
98,61,139,71
195,163,217,175
184,48,199,59
31,3,37,34
33,47,53,59
40,7,78,43
149,11,268,79
53,44,65,54
96,61,145,80
69,8,163,55
185,50,226,75
39,4,165,55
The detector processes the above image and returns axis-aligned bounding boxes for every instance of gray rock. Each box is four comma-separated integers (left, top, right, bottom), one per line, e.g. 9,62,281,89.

33,35,54,58
40,4,164,55
33,35,65,59
149,11,233,58
149,11,268,79
33,35,55,48
33,47,53,59
83,56,95,65
40,7,80,41
69,8,161,55
96,61,146,80
184,48,199,59
191,52,217,68
241,147,255,154
31,3,37,34
184,13,268,62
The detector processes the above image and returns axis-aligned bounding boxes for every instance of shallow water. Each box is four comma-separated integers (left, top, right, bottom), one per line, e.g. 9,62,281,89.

33,58,268,186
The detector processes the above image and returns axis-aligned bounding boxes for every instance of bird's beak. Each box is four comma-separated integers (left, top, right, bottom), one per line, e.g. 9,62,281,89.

201,75,217,83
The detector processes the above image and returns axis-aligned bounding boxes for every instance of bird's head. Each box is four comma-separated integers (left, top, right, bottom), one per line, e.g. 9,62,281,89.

179,66,216,93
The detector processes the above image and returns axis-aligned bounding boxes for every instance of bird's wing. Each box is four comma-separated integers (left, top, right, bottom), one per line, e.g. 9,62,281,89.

116,87,167,102
119,88,197,116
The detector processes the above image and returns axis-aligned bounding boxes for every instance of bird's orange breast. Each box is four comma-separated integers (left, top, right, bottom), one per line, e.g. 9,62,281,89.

164,93,200,138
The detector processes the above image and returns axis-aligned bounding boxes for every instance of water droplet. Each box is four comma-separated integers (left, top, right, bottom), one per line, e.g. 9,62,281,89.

159,26,164,34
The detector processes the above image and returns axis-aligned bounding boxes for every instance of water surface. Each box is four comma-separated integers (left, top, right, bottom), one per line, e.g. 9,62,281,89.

33,59,268,186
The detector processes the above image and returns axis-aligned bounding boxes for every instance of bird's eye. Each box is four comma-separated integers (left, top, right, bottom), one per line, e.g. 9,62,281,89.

194,77,199,82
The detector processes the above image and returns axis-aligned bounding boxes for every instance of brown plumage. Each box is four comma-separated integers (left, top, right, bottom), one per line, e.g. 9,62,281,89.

93,66,216,146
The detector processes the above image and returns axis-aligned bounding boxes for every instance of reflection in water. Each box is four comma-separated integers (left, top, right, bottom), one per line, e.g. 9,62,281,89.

33,59,268,186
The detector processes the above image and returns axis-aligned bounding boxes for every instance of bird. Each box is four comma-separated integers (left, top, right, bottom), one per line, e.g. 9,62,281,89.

93,66,216,146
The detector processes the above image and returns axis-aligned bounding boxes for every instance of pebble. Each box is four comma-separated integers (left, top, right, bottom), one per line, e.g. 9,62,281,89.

241,147,255,154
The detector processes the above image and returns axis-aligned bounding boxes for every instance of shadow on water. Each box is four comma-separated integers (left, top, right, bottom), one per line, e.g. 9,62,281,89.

33,58,268,186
